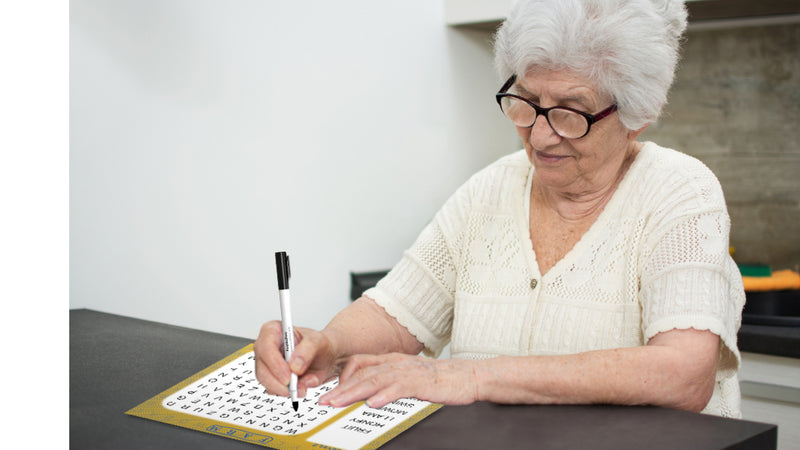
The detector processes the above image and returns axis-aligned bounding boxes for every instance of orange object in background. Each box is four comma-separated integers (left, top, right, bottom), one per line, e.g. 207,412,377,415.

742,269,800,292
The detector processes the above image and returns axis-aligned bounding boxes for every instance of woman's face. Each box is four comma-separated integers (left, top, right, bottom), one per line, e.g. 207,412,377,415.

513,70,640,194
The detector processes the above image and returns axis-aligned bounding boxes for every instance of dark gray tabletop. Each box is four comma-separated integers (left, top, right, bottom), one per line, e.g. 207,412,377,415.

70,309,776,450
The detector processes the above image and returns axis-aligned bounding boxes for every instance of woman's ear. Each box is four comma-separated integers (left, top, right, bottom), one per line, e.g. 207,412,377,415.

628,124,650,141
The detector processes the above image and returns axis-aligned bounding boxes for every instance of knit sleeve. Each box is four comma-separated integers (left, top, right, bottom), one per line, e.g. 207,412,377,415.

363,174,476,357
639,180,745,380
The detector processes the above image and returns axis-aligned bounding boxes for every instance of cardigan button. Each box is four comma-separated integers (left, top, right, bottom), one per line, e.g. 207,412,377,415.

530,278,538,289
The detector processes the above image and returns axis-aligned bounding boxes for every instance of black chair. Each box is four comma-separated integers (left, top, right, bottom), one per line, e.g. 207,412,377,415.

349,270,389,300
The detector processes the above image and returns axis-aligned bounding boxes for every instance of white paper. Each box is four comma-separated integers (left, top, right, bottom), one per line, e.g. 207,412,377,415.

161,351,433,449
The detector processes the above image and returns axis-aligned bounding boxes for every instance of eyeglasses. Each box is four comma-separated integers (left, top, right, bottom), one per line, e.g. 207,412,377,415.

495,75,618,139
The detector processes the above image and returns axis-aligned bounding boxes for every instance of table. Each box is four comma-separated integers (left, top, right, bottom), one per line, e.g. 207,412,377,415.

70,309,777,449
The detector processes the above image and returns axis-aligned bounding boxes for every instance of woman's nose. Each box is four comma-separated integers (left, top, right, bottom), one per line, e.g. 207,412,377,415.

529,115,562,149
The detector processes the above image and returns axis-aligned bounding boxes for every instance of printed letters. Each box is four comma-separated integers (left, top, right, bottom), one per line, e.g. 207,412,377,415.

163,352,344,435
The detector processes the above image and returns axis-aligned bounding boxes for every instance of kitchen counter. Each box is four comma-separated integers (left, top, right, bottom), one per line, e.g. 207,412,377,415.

738,324,800,359
738,288,800,359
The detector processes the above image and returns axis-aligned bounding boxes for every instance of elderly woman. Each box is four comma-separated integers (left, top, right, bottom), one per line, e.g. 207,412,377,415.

255,0,745,418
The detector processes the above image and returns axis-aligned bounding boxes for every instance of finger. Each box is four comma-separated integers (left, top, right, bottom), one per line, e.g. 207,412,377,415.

254,354,290,397
337,353,383,381
287,327,326,376
344,369,407,410
254,321,293,387
320,355,396,407
296,372,320,398
365,385,404,409
323,374,398,408
297,360,343,399
298,370,322,392
335,353,409,386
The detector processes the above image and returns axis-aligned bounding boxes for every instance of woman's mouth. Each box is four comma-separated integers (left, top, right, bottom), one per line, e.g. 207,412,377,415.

535,151,569,164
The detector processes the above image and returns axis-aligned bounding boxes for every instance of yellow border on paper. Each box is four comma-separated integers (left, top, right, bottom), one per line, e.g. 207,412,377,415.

126,344,442,449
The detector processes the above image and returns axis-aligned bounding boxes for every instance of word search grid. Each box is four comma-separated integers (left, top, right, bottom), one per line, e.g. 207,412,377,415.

127,344,442,449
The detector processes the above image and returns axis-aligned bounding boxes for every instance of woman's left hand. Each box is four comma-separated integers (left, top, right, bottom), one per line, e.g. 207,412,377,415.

318,353,479,409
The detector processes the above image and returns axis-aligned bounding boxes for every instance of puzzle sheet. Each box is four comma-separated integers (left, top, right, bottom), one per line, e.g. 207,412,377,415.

126,344,442,449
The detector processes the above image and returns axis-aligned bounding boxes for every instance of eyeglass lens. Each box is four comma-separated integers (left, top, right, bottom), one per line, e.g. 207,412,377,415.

499,96,589,139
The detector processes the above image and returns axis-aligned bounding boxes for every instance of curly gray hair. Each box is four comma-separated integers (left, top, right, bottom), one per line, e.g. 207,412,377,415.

494,0,688,131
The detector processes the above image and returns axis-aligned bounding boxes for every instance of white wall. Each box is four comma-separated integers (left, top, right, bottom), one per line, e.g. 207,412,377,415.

70,0,518,339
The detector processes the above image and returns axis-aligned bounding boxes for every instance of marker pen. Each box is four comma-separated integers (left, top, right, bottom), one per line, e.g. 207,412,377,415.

275,251,299,411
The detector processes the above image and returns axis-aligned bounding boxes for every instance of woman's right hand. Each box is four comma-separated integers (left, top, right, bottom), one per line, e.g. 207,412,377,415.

254,296,424,399
253,321,341,398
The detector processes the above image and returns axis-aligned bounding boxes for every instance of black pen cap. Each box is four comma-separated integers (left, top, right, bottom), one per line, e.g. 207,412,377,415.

275,251,291,290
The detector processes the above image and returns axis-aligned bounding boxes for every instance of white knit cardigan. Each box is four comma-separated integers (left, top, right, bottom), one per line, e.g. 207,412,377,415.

364,142,745,417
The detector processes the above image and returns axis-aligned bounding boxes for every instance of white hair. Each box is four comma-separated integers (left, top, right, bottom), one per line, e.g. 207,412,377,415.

494,0,688,130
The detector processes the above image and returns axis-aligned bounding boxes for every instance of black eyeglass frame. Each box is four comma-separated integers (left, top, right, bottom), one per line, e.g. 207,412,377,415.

495,75,618,139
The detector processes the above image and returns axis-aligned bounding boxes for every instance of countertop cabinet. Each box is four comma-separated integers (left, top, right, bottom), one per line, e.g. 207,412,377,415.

739,352,800,449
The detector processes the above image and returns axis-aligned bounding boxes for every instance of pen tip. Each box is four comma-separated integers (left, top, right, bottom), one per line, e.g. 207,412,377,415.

293,401,299,412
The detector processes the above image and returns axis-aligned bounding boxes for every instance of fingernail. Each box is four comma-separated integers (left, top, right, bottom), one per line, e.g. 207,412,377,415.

305,375,319,388
289,356,304,374
319,393,336,406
